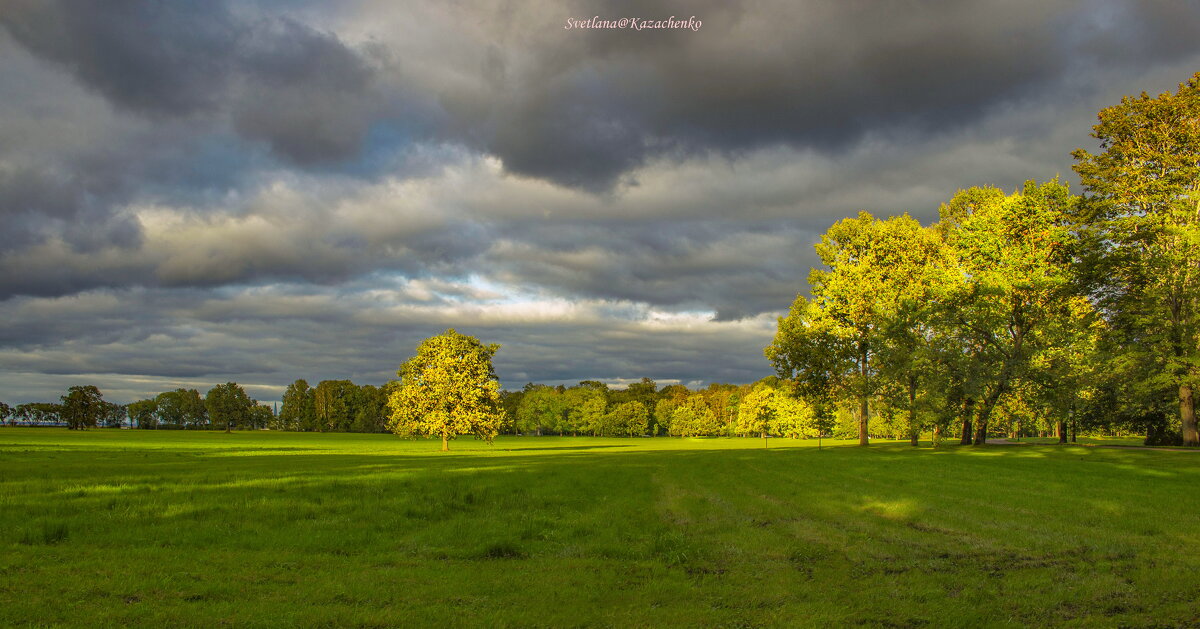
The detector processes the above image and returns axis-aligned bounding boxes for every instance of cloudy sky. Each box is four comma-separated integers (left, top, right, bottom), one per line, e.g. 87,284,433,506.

1,0,1198,405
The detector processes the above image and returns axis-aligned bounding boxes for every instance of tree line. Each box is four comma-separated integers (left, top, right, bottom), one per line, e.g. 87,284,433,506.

0,384,277,432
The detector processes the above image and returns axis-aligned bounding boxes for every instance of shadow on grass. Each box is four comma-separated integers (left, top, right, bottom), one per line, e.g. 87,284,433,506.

496,444,635,452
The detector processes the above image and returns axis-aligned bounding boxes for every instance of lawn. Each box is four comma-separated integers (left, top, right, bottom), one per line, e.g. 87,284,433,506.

1,429,1197,627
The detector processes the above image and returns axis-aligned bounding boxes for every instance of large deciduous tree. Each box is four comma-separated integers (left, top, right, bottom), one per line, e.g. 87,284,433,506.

1072,72,1200,446
127,399,158,429
156,388,206,429
938,180,1084,444
767,213,940,445
736,385,777,447
386,329,505,451
60,385,106,430
279,379,316,431
205,382,255,433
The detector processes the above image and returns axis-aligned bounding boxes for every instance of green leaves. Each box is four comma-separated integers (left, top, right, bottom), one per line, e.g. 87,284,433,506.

1073,71,1200,445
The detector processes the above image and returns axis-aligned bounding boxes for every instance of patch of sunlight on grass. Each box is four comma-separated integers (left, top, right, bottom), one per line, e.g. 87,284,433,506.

858,497,921,521
58,483,141,496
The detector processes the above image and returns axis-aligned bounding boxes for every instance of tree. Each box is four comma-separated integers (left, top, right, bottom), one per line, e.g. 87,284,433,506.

0,401,11,426
314,379,358,432
205,382,255,433
99,401,127,428
606,401,649,437
247,404,274,430
937,180,1084,444
768,213,937,445
737,385,776,447
386,329,505,451
351,384,388,433
127,399,158,429
15,402,60,425
279,379,316,431
60,385,106,430
516,385,564,435
668,394,720,437
155,388,206,429
1072,72,1200,446
772,390,818,440
564,385,607,436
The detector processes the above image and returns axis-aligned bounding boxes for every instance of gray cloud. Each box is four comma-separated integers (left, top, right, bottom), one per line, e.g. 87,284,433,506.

419,0,1200,188
1,0,383,165
0,283,776,404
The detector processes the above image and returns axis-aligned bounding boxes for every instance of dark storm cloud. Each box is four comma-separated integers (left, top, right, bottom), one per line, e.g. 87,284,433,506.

0,162,143,254
440,0,1200,189
0,0,381,165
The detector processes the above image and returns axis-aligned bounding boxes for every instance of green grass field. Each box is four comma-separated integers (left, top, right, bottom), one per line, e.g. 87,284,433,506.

1,429,1198,627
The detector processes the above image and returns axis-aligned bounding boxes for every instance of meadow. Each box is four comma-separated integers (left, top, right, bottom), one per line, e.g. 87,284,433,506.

1,429,1197,628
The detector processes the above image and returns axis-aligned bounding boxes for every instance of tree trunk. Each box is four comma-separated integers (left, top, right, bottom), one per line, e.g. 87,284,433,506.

973,384,1007,445
960,398,974,445
908,377,919,446
441,433,449,451
859,395,869,446
1057,420,1067,444
1181,384,1199,447
859,341,870,446
762,431,768,449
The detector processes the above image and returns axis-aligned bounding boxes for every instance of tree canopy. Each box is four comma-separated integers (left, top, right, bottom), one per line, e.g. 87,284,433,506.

386,329,505,451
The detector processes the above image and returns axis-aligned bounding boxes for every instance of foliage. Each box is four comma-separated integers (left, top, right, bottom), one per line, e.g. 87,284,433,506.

768,213,946,445
386,329,505,450
126,399,158,429
938,179,1088,443
59,385,107,430
155,389,207,429
735,385,775,441
563,385,607,436
516,385,564,435
604,401,649,437
1072,71,1200,446
205,382,255,433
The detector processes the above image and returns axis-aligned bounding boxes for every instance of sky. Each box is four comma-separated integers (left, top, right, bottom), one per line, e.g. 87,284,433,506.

1,0,1199,406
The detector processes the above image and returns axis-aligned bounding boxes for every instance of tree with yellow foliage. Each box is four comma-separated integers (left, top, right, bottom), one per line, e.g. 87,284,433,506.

386,329,505,451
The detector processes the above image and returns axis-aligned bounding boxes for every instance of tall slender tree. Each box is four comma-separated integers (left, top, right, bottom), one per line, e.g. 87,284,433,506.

1072,72,1200,446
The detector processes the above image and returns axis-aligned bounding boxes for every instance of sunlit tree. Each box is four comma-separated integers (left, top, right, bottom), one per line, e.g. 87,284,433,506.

1072,72,1200,446
387,329,505,451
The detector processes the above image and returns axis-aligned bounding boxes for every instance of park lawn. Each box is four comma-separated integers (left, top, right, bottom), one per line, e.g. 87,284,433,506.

1006,435,1148,447
1,429,1198,627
